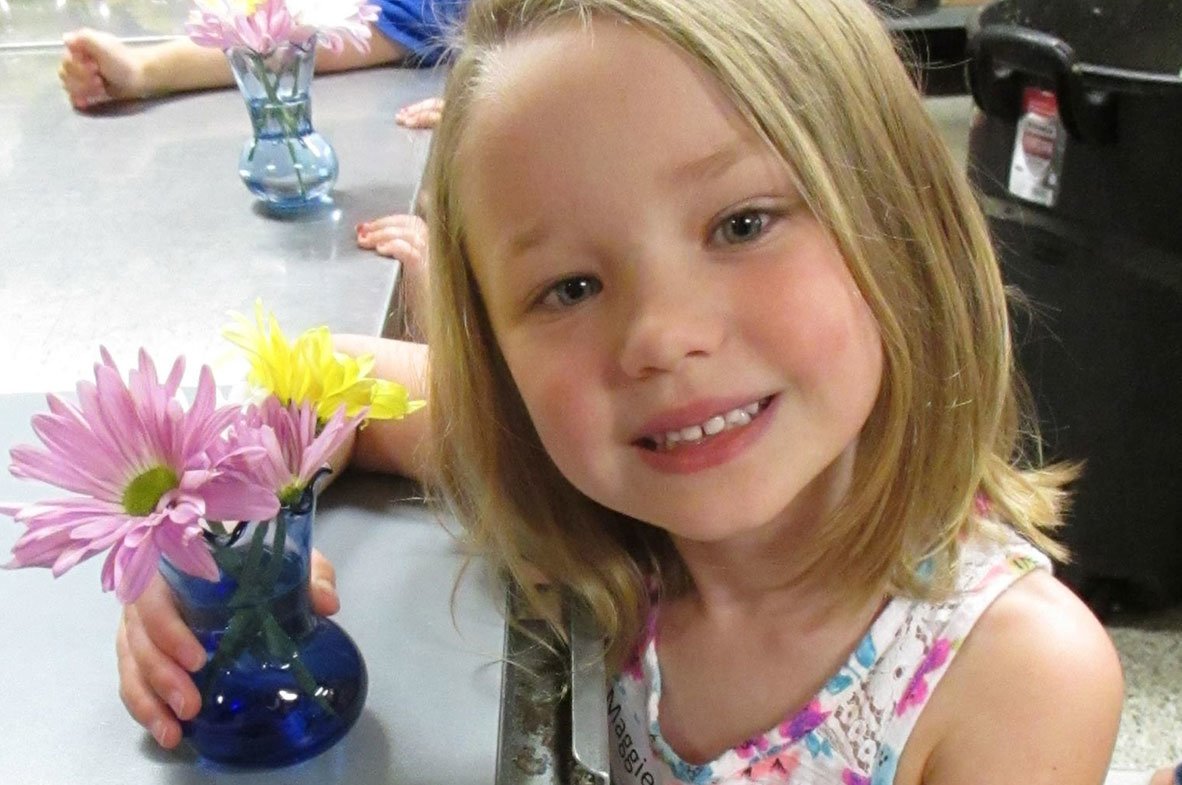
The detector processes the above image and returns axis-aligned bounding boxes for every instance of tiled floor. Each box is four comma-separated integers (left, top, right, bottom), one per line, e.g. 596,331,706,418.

1108,605,1182,770
927,95,1182,780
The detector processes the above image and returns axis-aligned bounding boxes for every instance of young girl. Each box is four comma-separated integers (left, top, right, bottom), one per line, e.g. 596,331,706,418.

117,0,1125,781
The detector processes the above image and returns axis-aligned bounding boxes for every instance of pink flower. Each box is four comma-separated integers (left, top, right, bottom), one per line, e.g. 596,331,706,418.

2,350,279,604
187,0,294,55
778,700,829,741
842,769,870,785
736,734,770,760
287,0,379,53
186,0,378,56
741,749,800,781
895,638,952,716
219,398,362,506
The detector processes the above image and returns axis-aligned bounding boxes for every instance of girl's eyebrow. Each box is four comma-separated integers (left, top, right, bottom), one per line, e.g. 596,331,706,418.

503,219,552,261
661,139,748,186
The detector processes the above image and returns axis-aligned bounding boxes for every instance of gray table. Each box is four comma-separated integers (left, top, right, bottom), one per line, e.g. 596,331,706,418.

0,392,505,784
0,42,443,394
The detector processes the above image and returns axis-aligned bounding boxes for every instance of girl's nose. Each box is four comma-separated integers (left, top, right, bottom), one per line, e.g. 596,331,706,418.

616,273,726,379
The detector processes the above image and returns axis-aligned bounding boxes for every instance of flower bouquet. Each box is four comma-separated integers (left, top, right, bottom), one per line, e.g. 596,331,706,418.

1,303,422,768
186,0,380,209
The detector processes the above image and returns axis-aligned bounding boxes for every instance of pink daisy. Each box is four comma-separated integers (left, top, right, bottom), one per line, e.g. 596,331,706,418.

218,397,362,507
2,349,279,604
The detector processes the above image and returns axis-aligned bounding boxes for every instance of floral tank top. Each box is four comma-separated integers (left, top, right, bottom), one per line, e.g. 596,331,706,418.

607,530,1050,785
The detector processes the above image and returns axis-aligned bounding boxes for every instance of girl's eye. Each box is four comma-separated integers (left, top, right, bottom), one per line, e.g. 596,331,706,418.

714,210,770,245
539,275,602,309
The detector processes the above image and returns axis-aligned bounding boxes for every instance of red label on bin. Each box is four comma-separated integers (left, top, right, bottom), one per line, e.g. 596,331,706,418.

1022,87,1059,119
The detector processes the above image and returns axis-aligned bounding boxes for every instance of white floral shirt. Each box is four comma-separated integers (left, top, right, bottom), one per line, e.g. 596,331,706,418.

607,530,1050,785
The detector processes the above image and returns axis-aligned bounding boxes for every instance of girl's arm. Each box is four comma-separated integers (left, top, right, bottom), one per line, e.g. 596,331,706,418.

330,335,431,482
914,570,1123,785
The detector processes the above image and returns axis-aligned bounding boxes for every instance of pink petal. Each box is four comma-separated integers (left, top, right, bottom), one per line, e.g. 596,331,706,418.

201,476,279,522
158,528,220,582
8,529,75,568
99,546,120,593
162,354,185,397
10,445,119,500
113,536,162,604
51,539,109,576
299,406,360,486
28,413,126,497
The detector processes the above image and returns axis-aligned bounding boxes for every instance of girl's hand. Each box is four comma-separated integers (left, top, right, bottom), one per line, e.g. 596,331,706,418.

115,550,340,749
395,97,444,129
59,29,149,109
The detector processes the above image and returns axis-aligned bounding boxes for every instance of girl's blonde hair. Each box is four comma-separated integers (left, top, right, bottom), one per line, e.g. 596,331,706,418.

424,0,1073,669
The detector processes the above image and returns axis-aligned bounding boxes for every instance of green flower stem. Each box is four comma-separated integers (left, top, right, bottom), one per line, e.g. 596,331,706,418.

205,514,335,717
246,53,308,199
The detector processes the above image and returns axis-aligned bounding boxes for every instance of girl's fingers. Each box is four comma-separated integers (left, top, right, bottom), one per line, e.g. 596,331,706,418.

310,549,340,616
134,574,207,673
123,602,202,722
116,616,185,748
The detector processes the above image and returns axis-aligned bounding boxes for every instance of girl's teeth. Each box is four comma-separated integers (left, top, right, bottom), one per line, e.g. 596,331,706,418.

656,399,767,450
725,409,751,427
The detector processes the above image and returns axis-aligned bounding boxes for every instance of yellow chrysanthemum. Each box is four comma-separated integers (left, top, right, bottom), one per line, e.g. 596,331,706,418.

224,301,424,423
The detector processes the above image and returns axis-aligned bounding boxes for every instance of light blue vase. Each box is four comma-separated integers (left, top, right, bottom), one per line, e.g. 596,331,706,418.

227,41,339,211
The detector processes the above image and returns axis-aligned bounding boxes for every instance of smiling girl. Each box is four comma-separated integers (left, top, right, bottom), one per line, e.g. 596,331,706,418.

423,0,1122,782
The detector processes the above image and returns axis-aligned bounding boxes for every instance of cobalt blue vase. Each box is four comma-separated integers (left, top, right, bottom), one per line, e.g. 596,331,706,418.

160,486,366,768
227,41,339,211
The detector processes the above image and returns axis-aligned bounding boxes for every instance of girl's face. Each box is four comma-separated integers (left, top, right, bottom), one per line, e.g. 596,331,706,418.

458,19,883,545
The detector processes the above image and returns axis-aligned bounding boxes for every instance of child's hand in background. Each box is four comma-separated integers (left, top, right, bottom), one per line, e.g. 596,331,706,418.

59,29,149,109
356,214,429,269
395,97,444,129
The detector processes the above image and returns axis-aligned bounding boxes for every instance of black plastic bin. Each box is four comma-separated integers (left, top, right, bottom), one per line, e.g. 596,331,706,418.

966,0,1182,613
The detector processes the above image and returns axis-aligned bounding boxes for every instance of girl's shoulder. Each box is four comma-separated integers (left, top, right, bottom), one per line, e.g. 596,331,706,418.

897,551,1124,785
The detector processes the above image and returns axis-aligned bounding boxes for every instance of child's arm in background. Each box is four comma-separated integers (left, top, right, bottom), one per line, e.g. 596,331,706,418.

59,27,408,109
910,571,1123,785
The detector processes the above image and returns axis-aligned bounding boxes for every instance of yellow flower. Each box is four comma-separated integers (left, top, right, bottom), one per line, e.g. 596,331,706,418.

224,301,424,423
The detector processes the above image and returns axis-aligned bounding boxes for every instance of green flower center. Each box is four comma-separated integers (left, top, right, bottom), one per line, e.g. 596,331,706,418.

122,466,180,516
278,481,305,508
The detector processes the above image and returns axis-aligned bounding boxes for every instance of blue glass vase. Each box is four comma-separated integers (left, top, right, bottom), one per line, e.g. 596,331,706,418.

227,42,339,211
160,486,367,768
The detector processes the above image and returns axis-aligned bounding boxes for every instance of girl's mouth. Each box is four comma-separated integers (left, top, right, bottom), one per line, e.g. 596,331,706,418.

636,396,773,452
